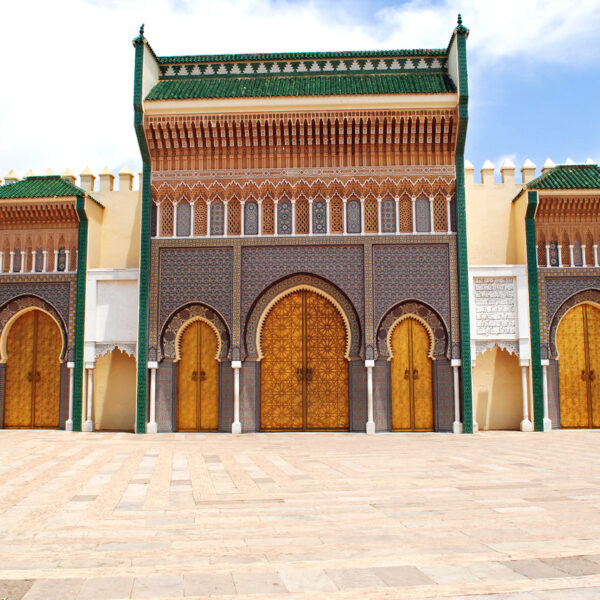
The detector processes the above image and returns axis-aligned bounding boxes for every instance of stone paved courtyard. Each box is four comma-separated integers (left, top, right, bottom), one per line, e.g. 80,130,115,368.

1,430,600,599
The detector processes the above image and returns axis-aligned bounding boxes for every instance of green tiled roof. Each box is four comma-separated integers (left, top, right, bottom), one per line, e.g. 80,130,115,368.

528,164,600,190
0,176,86,199
157,48,446,64
147,72,456,101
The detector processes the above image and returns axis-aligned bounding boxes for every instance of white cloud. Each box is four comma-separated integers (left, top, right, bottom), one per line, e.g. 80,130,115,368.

0,0,598,178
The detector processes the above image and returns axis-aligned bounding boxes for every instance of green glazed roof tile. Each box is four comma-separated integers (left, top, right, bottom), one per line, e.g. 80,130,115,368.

528,165,600,190
0,176,86,200
146,72,456,101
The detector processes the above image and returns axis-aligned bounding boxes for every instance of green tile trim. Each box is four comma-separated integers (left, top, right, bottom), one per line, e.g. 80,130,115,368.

72,195,88,431
454,29,473,434
134,35,151,434
158,48,447,64
525,190,544,431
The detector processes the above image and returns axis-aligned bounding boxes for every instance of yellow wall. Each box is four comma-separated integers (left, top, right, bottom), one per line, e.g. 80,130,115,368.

465,170,524,265
87,187,141,269
93,349,136,431
473,346,523,430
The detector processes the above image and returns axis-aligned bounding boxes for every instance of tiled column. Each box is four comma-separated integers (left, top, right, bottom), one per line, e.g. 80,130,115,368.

232,360,242,434
83,362,95,432
520,361,533,432
66,361,75,431
452,359,463,433
147,361,158,433
541,359,552,431
365,360,375,434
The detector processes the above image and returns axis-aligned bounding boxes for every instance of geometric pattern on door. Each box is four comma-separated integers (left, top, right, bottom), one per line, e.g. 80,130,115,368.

260,289,349,431
176,319,219,431
4,309,62,429
557,303,600,428
390,317,434,431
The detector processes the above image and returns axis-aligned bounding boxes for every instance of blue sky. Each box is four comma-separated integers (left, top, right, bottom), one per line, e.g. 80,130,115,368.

1,0,599,182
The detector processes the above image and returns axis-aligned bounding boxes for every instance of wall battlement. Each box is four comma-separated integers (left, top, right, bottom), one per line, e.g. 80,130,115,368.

1,167,142,193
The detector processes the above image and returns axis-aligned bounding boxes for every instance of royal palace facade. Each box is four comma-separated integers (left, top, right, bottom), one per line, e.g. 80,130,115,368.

1,18,599,434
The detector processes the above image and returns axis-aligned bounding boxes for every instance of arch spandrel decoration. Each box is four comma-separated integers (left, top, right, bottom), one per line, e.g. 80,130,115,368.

160,303,230,361
377,300,448,360
245,274,361,360
0,295,68,362
548,289,600,359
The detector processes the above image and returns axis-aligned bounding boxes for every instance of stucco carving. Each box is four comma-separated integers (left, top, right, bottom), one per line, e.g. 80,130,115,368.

473,277,517,337
474,340,519,358
94,343,137,360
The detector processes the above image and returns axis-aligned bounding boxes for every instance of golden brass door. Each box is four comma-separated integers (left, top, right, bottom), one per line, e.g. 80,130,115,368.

261,290,348,431
558,304,600,428
390,318,434,431
176,320,219,431
4,310,61,429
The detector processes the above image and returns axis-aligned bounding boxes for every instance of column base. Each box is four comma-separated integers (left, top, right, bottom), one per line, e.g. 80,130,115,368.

82,420,94,432
520,419,534,432
65,420,73,432
232,421,242,434
473,421,479,433
452,421,463,434
543,418,552,432
147,422,158,434
366,421,375,435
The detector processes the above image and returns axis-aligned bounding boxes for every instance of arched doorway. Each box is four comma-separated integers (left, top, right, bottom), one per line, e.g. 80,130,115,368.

176,320,219,432
260,289,349,431
389,317,434,431
4,309,62,429
557,303,600,428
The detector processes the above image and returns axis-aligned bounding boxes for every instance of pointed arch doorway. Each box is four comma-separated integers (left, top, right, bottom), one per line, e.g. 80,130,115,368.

4,309,62,429
259,289,349,431
557,303,600,428
176,320,219,432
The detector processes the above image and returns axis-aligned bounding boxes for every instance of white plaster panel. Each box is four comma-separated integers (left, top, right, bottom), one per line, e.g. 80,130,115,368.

473,277,517,337
96,280,138,342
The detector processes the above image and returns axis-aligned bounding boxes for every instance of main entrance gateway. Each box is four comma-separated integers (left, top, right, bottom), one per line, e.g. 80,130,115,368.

260,289,349,431
390,317,434,431
176,320,219,431
4,310,62,429
557,303,600,428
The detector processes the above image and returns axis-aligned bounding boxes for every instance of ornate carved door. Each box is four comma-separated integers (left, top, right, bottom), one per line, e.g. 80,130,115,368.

261,290,348,431
4,310,61,429
177,320,219,431
558,304,600,428
390,318,434,431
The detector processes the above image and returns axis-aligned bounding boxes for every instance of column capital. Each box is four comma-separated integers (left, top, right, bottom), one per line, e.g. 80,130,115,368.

365,359,375,368
85,361,96,370
232,360,242,369
147,361,159,369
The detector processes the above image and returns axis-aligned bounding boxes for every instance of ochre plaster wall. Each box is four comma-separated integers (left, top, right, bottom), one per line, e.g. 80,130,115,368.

93,349,136,431
89,188,141,269
473,346,522,430
465,169,524,265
